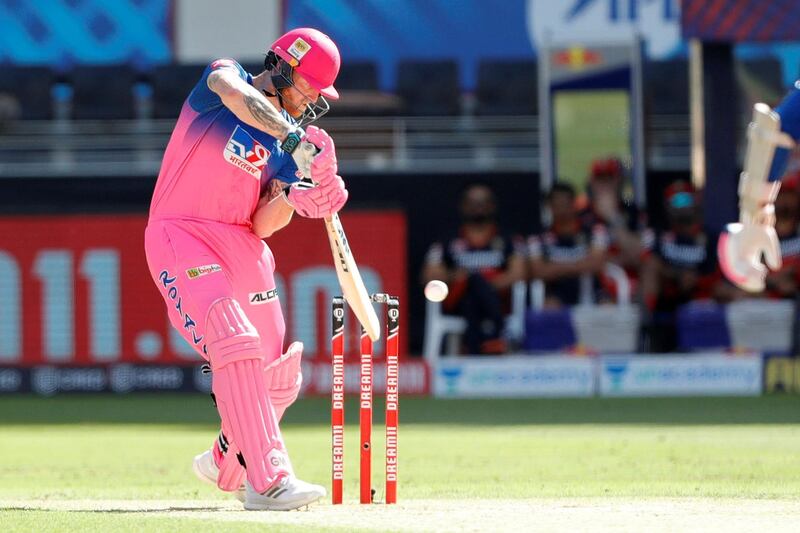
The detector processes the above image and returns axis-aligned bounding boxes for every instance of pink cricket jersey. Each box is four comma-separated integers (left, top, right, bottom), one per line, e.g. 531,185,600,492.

149,59,300,226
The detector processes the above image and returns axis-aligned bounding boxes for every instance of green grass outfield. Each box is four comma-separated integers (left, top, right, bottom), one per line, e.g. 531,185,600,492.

3,394,800,532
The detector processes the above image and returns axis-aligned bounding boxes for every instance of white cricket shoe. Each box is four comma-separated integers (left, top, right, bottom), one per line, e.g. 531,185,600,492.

192,449,245,502
244,476,326,511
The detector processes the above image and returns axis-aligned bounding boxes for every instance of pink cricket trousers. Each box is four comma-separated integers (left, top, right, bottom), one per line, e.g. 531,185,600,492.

144,218,285,365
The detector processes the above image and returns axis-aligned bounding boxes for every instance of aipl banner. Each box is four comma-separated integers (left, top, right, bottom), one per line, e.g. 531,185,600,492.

0,212,407,366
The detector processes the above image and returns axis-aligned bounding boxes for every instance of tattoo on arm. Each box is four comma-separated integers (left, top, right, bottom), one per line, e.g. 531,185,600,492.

244,93,290,138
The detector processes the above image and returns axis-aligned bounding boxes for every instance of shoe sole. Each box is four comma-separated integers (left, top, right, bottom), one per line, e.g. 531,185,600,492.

243,492,325,511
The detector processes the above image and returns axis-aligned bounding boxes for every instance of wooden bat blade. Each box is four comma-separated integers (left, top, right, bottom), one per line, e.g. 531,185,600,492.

324,213,381,341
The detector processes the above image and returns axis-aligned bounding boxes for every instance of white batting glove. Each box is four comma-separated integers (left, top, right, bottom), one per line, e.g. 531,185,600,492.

719,179,782,292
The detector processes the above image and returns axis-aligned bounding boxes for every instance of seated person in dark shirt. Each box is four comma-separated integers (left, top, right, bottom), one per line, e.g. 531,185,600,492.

579,157,650,265
529,182,609,308
579,157,654,301
422,183,526,354
640,181,718,350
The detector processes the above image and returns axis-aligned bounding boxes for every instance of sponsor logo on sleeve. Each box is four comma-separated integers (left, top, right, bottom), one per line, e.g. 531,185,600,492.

249,288,279,305
186,264,222,279
224,125,271,178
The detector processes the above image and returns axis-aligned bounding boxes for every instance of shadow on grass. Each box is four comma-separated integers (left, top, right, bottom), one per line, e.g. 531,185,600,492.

2,505,232,514
2,394,800,426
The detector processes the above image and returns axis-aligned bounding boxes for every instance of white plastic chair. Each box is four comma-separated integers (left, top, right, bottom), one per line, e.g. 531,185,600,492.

530,263,631,310
726,299,795,353
422,280,527,363
529,263,639,352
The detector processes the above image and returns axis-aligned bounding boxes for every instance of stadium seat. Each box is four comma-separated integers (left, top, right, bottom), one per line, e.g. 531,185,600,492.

572,304,640,353
327,61,402,117
151,64,207,119
422,281,526,360
69,65,139,120
335,61,379,91
676,301,730,351
726,299,794,355
396,60,461,116
475,59,537,116
524,308,576,351
0,66,54,120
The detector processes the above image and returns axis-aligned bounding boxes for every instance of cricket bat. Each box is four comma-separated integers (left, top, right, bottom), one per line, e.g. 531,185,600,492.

324,213,381,341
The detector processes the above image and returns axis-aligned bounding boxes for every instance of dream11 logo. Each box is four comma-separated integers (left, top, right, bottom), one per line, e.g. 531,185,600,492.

527,0,681,59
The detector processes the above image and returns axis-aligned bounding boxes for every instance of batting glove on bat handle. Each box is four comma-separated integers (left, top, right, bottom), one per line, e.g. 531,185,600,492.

281,126,338,181
284,170,348,218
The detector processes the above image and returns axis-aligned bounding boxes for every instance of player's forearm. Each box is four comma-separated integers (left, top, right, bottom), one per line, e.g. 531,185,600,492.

490,256,526,290
208,71,292,140
252,193,294,238
607,223,641,263
530,260,582,281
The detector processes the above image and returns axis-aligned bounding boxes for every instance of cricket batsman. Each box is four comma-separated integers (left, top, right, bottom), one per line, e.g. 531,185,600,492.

720,85,800,292
144,28,346,510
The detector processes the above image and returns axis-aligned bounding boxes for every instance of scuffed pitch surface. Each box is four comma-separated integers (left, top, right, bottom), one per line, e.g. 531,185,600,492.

5,498,800,532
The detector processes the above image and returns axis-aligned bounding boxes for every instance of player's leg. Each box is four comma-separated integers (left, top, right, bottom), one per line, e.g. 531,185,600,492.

191,338,303,502
236,239,305,420
145,222,247,496
204,296,294,492
224,236,324,510
146,222,319,508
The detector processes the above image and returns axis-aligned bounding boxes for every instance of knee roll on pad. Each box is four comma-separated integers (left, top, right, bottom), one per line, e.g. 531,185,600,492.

205,298,293,494
264,341,304,420
206,298,262,368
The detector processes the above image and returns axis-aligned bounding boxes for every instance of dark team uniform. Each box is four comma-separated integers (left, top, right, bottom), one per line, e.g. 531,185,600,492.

527,224,609,306
651,230,718,311
425,229,523,354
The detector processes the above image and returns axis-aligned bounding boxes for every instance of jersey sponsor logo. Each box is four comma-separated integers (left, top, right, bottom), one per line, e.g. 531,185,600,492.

249,288,279,305
224,125,271,178
186,264,222,279
287,38,311,61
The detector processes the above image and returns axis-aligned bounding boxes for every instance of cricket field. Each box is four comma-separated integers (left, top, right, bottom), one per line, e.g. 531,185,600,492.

3,394,800,532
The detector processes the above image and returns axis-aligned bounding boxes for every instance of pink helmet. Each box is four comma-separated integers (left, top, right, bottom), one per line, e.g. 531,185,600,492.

270,28,341,100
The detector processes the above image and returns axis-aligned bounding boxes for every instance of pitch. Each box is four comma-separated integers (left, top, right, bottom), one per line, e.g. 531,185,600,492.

3,395,800,532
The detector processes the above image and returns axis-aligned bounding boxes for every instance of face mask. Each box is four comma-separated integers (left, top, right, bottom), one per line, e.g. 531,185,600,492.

462,214,494,225
673,213,696,227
